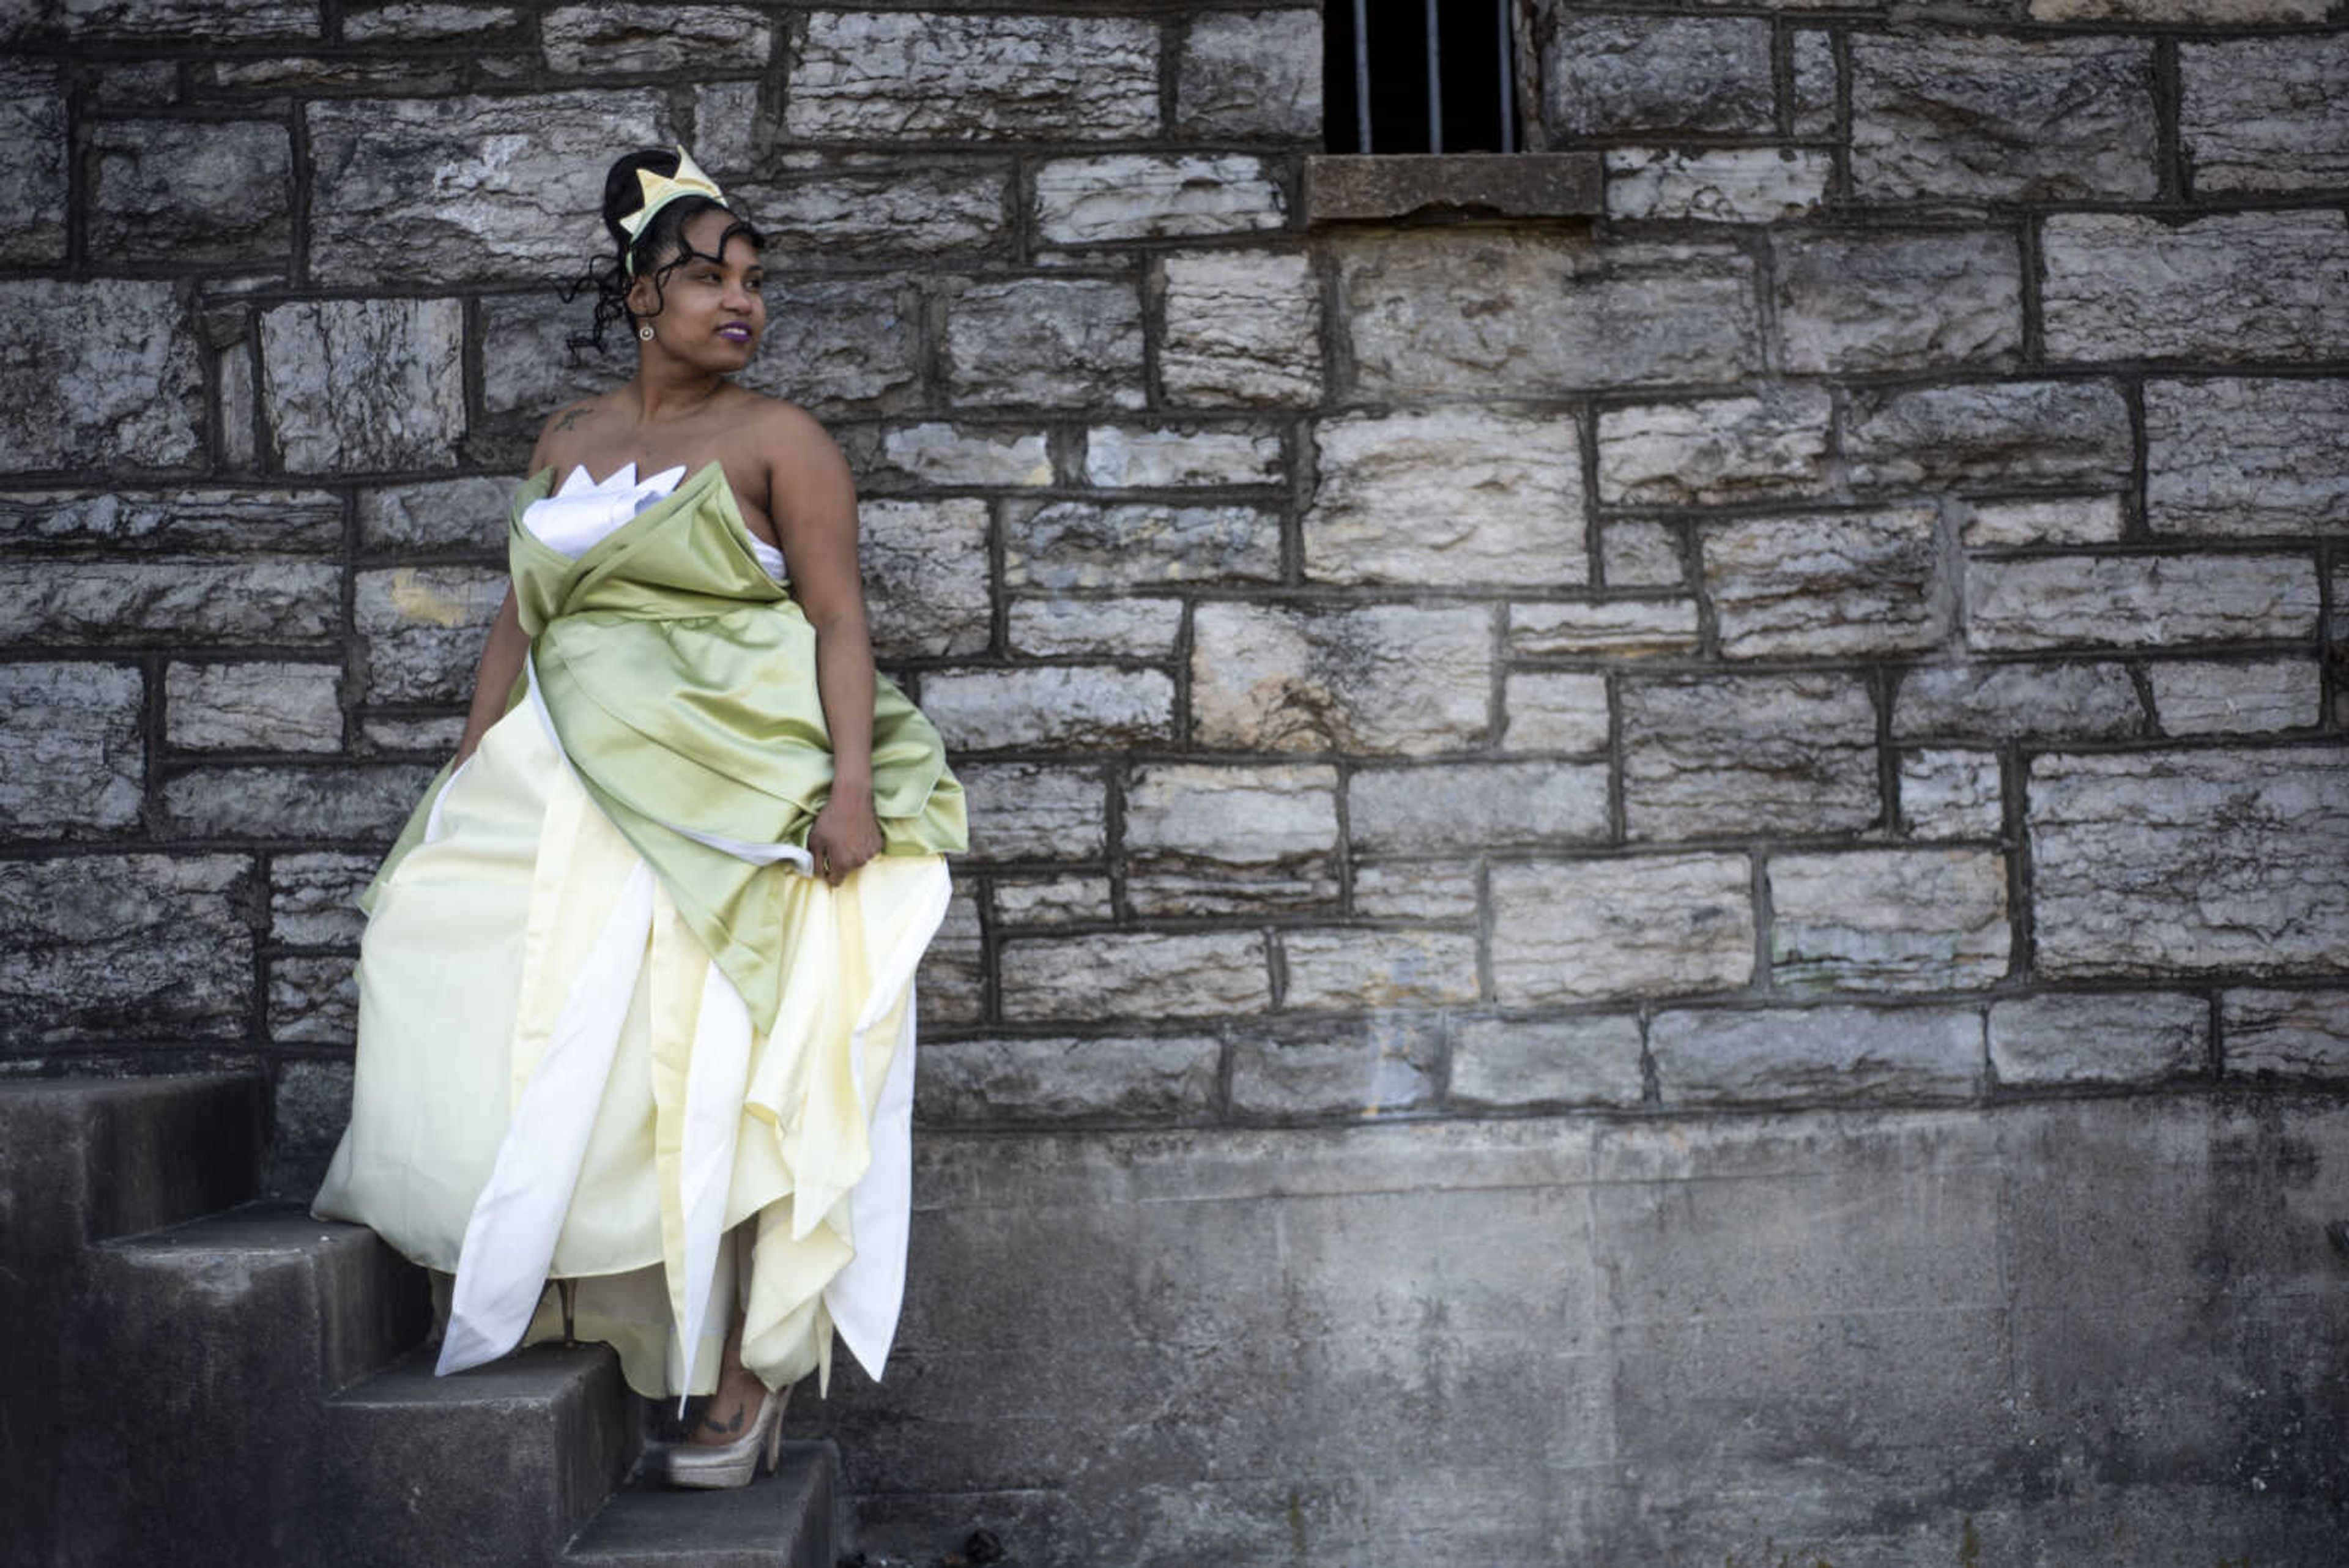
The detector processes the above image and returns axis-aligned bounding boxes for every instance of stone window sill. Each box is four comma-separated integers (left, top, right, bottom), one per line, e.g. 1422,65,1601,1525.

1304,153,1604,225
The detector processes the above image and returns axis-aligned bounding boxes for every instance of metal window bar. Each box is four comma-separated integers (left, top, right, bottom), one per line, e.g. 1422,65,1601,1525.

1347,1,1519,155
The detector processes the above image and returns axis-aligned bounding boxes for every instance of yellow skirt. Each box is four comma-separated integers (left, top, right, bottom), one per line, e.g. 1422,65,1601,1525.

312,692,948,1400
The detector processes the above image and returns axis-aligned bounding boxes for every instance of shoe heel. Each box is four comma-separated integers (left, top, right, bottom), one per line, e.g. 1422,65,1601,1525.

762,1409,782,1475
556,1277,579,1345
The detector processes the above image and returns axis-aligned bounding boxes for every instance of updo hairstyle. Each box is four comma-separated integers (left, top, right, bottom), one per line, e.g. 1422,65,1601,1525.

561,147,767,359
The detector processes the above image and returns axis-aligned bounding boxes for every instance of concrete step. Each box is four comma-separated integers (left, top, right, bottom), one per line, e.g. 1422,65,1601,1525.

321,1342,640,1568
1,1072,271,1564
563,1443,837,1568
50,1201,434,1564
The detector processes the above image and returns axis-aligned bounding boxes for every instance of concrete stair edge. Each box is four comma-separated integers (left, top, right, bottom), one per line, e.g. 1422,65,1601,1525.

562,1442,837,1568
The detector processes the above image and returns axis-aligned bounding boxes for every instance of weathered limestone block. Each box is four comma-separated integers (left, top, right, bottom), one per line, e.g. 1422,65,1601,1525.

1306,408,1583,586
1899,749,2003,841
344,4,525,40
1502,673,1611,754
1083,425,1280,488
1280,929,1480,1010
1773,231,2023,374
2145,378,2349,537
959,762,1106,862
357,476,515,551
540,5,768,72
0,488,335,552
1895,661,2145,741
861,499,992,658
742,278,924,414
1702,507,1950,659
786,12,1158,140
1353,862,1480,921
1850,33,2157,201
1005,598,1182,660
1034,156,1283,245
1622,674,1879,839
1006,500,1278,589
0,663,143,834
2034,0,2325,17
1545,16,1773,136
944,276,1144,411
194,53,464,94
270,955,358,1045
1493,854,1754,1003
165,662,342,752
1178,9,1321,138
1448,1015,1646,1109
1340,230,1759,394
739,166,1012,263
1,61,69,264
2148,657,2322,735
990,874,1113,927
89,119,290,266
0,855,253,1045
917,886,985,1028
1844,380,2131,491
1190,602,1494,756
1597,390,1831,505
2043,211,2349,363
361,715,463,752
0,281,201,470
1225,1017,1441,1116
1990,993,2206,1085
1792,31,1836,135
261,299,464,472
689,81,759,172
1605,147,1830,222
1000,931,1271,1021
1124,763,1339,915
922,667,1174,751
880,423,1051,488
1603,522,1687,587
915,1035,1222,1124
1967,554,2318,652
1349,762,1612,855
306,92,669,284
1160,250,1322,407
1960,496,2124,550
4,0,314,37
354,567,506,704
0,560,339,643
1510,600,1700,658
2224,989,2349,1078
1768,849,2010,994
161,765,437,839
2032,747,2349,976
1650,1005,1984,1104
478,292,623,420
2180,37,2349,193
271,852,378,946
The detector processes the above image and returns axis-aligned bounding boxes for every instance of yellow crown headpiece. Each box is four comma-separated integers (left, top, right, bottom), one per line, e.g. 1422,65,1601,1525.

620,145,727,275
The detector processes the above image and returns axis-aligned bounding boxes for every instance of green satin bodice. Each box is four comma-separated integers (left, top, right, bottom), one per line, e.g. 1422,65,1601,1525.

362,459,968,1034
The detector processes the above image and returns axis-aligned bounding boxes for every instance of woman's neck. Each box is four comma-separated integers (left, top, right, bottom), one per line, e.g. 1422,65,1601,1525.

628,362,729,425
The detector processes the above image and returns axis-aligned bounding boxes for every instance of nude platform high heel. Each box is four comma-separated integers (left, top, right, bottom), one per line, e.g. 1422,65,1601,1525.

650,1383,788,1490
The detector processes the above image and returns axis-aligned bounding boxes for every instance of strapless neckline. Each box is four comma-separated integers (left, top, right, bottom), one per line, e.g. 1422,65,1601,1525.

519,458,786,582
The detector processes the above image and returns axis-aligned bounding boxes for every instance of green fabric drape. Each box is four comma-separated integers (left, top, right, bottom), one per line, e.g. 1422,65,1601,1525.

360,459,967,1035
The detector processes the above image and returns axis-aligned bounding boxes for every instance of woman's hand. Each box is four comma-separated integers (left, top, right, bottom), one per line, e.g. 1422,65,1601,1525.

806,787,883,886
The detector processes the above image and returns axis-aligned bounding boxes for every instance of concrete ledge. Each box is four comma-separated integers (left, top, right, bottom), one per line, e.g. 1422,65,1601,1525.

827,1092,2349,1564
1305,152,1604,224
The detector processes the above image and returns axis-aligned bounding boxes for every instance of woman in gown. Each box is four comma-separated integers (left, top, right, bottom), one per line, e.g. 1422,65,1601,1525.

311,145,967,1488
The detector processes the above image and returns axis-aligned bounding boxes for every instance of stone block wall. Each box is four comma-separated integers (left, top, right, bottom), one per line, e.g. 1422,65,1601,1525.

2,1,2345,1160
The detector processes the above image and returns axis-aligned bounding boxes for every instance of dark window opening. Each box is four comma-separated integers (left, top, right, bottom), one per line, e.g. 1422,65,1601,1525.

1326,0,1520,156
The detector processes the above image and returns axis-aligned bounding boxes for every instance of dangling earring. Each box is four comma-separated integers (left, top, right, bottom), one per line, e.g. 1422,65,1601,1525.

639,325,655,341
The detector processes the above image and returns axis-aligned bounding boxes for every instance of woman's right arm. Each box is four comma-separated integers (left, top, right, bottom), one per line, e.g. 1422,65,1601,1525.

454,406,581,764
453,586,527,765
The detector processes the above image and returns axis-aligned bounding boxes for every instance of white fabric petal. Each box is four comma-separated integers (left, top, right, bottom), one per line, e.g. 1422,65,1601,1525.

827,986,918,1381
436,858,655,1377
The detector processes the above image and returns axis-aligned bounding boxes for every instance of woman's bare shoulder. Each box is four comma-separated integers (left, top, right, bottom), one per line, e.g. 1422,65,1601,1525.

528,390,627,475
